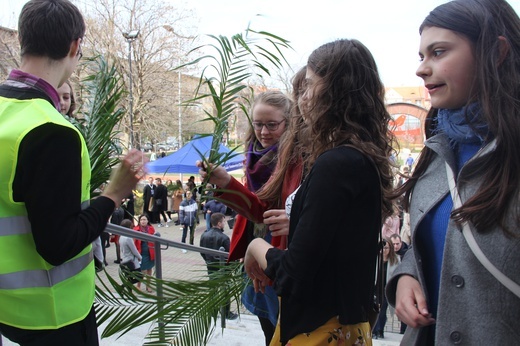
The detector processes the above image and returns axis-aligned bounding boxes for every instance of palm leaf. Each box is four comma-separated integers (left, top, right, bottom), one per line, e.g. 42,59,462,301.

178,28,291,172
94,262,246,345
73,55,126,196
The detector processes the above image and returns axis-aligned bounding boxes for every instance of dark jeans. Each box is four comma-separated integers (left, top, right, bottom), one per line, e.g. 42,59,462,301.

0,305,98,346
181,224,195,245
374,297,389,333
258,316,275,346
156,210,168,224
400,320,407,334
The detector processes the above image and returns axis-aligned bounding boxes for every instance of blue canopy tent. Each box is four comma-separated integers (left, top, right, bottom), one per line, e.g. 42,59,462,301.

146,135,244,174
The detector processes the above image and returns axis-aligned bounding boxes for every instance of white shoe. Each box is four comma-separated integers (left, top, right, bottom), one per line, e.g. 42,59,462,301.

181,249,187,254
165,224,169,227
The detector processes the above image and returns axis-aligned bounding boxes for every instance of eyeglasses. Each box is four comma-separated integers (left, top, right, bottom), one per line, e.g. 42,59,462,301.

252,119,286,131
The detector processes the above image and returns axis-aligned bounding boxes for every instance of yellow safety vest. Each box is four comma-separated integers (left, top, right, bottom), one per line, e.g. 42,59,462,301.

0,96,94,329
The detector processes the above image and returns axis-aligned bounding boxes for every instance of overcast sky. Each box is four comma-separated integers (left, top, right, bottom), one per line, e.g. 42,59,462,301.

2,0,520,87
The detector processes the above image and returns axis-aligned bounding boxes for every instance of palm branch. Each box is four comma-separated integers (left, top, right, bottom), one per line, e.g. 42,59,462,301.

95,261,246,345
179,28,291,197
72,55,126,196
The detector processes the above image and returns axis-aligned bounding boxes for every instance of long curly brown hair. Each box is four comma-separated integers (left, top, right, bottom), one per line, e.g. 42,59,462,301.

302,39,396,219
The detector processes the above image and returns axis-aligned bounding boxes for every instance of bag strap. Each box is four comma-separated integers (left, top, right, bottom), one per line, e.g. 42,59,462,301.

445,162,520,298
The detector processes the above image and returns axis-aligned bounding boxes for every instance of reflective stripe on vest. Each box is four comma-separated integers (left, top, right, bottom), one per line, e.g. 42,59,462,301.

0,216,31,236
0,251,93,289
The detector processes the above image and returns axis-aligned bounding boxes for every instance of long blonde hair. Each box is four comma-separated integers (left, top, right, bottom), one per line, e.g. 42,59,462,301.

256,67,307,207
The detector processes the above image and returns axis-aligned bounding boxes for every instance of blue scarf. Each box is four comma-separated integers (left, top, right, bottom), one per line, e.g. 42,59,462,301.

419,103,488,321
435,103,489,147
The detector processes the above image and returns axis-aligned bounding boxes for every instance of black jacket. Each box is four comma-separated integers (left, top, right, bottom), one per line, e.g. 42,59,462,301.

199,227,230,264
264,146,381,343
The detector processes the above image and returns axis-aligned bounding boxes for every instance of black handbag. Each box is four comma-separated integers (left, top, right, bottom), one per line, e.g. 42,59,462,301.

120,259,136,271
120,260,142,284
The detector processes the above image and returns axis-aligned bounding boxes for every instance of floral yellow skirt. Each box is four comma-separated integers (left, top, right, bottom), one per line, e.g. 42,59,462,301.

269,316,372,346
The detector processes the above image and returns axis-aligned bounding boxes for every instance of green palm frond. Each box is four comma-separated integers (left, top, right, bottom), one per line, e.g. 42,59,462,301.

95,262,246,345
73,55,126,196
179,28,291,177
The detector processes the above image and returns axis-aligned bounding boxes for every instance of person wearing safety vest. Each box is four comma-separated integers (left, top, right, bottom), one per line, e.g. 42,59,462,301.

0,1,146,345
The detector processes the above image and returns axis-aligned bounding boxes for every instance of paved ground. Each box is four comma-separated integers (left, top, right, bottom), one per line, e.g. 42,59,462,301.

92,313,402,346
1,215,403,345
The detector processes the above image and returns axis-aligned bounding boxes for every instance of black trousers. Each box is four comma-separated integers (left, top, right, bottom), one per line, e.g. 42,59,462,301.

0,305,98,346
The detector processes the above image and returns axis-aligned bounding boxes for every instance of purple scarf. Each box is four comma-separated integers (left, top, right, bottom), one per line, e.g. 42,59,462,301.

5,70,60,110
245,140,278,192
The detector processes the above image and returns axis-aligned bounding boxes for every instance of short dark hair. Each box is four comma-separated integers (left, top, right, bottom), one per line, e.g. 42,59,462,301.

18,0,85,59
120,219,133,229
210,213,225,227
389,233,402,241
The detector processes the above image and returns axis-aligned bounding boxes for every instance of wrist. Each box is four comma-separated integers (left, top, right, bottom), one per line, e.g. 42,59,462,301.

100,192,121,208
217,175,232,188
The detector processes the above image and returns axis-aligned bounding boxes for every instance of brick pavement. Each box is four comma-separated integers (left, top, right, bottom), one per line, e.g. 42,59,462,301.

100,217,214,283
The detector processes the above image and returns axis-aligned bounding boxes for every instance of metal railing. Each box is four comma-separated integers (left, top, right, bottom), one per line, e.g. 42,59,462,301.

105,222,230,281
104,222,232,338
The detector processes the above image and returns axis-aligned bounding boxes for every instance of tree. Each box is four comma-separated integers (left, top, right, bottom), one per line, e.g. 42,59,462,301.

0,26,19,80
76,0,209,150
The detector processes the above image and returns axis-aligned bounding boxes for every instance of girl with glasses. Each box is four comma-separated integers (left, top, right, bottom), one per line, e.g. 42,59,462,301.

199,90,293,344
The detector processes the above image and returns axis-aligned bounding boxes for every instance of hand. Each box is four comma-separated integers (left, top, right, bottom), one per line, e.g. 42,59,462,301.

102,149,148,207
395,275,436,328
244,246,272,294
196,160,231,188
263,209,290,237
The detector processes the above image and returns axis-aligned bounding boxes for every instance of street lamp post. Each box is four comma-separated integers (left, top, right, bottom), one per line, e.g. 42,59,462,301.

178,63,182,148
161,25,183,149
123,29,140,149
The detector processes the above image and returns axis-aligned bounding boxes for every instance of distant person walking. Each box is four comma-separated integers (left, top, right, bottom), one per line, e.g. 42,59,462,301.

134,215,156,293
405,154,414,171
142,177,156,221
153,178,169,227
179,190,198,247
203,198,227,231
